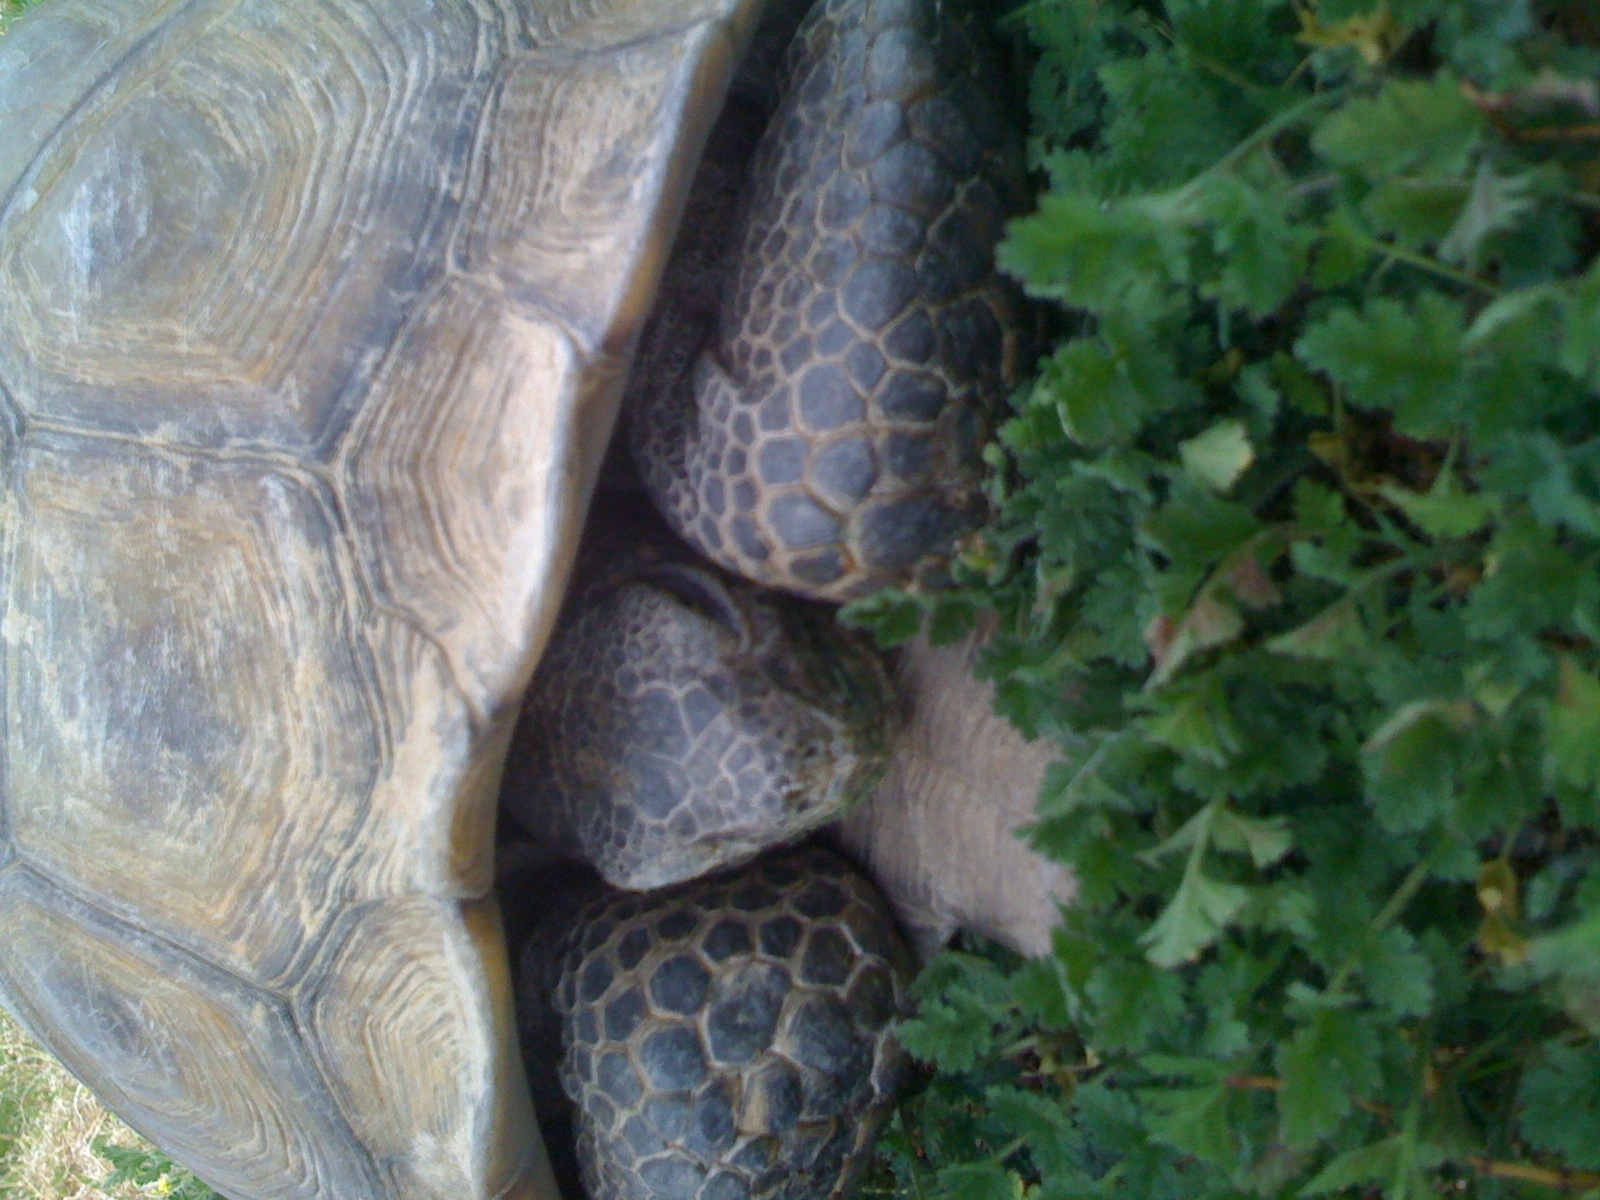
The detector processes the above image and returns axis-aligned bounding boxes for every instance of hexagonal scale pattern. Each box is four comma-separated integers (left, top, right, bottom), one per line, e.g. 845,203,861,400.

535,847,914,1200
5,434,376,986
0,0,170,202
633,0,1029,601
0,0,502,452
522,0,763,53
340,279,586,718
305,896,542,1200
456,19,733,356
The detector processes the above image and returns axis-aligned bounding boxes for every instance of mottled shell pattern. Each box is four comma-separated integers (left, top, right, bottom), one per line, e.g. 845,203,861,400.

0,2,776,1198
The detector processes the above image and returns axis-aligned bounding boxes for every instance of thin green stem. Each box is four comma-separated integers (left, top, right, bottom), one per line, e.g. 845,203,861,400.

1050,732,1125,812
992,1137,1030,1165
1291,173,1341,199
895,1109,928,1200
1200,90,1343,184
1338,231,1501,296
1147,17,1277,99
1327,854,1436,995
1141,90,1345,220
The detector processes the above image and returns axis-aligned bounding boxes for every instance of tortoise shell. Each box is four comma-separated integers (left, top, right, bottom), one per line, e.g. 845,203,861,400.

0,1,769,1196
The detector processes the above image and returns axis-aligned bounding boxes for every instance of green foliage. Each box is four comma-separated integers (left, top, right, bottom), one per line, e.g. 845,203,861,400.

93,1140,222,1200
851,2,1600,1197
0,0,39,34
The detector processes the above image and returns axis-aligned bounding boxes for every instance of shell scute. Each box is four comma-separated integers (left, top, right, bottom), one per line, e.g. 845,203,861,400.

457,26,730,354
0,0,775,1195
522,0,756,54
302,895,541,1200
5,435,375,986
0,869,381,1200
0,0,173,201
341,279,583,718
0,0,502,452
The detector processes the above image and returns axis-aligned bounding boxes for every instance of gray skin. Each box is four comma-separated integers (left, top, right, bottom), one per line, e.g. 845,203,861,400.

500,523,895,892
506,2,1033,1199
631,0,1031,603
832,627,1075,960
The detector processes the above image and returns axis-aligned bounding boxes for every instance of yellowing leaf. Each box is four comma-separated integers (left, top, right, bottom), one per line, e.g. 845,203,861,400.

1221,551,1283,609
1479,911,1529,967
1296,5,1403,66
1477,859,1521,921
1478,860,1528,966
1179,420,1255,493
1147,593,1244,686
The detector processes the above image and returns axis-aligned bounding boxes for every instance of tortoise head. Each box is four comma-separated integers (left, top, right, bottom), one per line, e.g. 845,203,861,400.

501,544,897,891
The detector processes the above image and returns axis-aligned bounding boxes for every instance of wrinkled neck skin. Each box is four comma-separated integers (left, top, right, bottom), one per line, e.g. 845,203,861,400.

832,625,1075,962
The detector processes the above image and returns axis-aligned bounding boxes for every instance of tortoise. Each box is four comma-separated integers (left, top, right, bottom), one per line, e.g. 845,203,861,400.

0,0,1064,1198
492,3,1042,1191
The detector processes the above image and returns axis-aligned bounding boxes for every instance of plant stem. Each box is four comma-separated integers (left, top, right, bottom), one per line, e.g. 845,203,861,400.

895,1109,928,1200
1146,16,1277,100
1326,855,1435,995
1512,122,1600,142
1558,187,1600,213
1209,91,1343,180
1048,732,1125,812
1469,1156,1600,1191
1154,91,1346,215
1337,231,1501,295
993,1137,1030,1164
1225,1074,1395,1121
1224,1073,1281,1091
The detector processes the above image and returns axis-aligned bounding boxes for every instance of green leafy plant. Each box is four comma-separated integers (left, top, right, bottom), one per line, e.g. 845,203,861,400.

0,0,39,35
850,1,1600,1197
92,1140,221,1200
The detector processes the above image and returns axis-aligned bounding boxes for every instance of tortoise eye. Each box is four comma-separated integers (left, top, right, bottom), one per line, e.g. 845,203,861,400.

638,564,751,647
